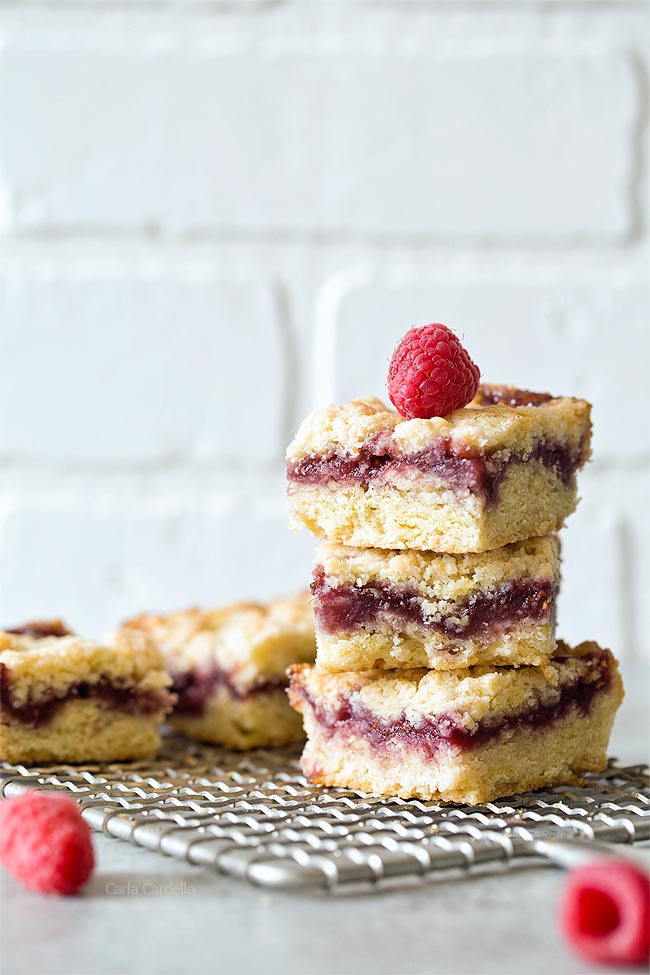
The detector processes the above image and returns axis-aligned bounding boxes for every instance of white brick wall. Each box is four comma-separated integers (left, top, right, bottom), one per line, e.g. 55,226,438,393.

0,490,314,636
0,2,648,681
0,268,287,463
0,44,637,239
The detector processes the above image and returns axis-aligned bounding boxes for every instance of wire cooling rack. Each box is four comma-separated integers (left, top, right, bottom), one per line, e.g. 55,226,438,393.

1,736,648,893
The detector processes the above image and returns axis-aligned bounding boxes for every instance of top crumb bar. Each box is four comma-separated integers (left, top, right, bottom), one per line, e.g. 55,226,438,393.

287,385,591,553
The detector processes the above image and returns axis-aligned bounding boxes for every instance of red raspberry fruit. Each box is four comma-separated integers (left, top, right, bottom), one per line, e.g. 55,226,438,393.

560,860,650,966
0,791,95,895
388,324,480,419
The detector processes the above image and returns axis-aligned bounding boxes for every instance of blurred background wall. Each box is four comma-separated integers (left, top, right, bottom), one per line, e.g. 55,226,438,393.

0,3,648,670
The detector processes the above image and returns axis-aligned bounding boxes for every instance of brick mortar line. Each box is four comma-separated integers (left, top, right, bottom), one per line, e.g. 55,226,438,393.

628,52,650,242
0,2,646,22
0,249,647,283
2,1,646,5
0,240,648,265
1,228,649,250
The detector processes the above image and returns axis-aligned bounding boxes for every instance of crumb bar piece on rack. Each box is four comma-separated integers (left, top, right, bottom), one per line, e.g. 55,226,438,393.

122,593,316,749
286,386,591,554
0,623,173,764
312,535,561,672
288,642,623,805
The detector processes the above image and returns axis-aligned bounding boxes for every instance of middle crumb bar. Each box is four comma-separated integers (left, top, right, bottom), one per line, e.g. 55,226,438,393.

312,536,560,672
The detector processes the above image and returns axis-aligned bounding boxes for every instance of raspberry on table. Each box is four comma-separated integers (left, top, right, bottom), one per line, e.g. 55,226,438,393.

0,791,95,895
388,323,480,419
560,859,650,966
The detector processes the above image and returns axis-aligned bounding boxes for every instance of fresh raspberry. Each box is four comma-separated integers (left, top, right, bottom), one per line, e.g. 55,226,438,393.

560,860,650,966
0,791,94,895
387,324,480,419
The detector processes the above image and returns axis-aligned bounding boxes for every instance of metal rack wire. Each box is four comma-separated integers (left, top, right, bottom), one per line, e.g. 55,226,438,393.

1,736,648,892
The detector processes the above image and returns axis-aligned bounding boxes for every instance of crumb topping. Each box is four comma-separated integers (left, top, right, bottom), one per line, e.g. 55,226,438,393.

286,386,591,462
121,592,316,688
289,642,617,728
0,631,171,708
315,536,560,602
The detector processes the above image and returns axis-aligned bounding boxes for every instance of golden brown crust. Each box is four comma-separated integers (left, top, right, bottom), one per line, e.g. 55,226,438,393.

0,705,165,764
286,388,592,461
315,536,560,596
287,388,591,552
0,630,171,707
0,630,172,764
124,592,312,643
289,642,620,727
120,591,316,690
168,690,305,750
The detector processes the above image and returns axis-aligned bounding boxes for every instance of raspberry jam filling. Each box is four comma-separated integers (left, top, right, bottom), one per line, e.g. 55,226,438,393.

0,665,172,728
5,620,73,638
287,432,587,504
171,669,288,716
311,566,555,638
472,386,555,408
295,650,611,759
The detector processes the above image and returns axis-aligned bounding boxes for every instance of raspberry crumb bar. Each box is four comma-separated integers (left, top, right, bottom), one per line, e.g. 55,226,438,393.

0,622,173,764
122,593,316,749
287,385,591,554
288,642,623,804
312,536,561,673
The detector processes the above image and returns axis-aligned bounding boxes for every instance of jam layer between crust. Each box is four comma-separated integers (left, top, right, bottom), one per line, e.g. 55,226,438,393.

0,664,173,729
295,652,612,760
287,432,587,505
311,567,555,638
472,387,555,408
171,669,289,716
5,620,73,638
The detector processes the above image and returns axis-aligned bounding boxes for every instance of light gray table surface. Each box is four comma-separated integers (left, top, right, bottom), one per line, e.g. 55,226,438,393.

2,670,648,975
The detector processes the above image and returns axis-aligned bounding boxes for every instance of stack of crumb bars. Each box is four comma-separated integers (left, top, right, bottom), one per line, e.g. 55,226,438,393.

286,385,624,804
0,379,625,810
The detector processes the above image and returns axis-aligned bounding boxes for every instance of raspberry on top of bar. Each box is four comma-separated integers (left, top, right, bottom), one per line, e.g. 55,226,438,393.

286,385,591,553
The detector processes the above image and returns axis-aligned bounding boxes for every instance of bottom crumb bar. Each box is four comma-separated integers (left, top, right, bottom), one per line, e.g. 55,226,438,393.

288,642,623,805
122,593,316,749
0,623,174,764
